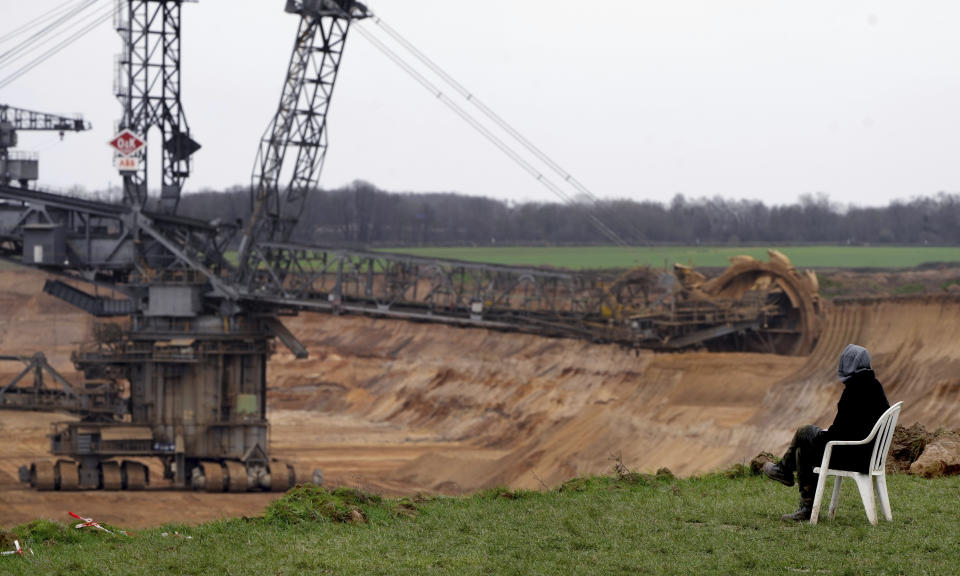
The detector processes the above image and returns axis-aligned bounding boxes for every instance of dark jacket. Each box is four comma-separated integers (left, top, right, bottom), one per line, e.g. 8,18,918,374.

822,369,890,472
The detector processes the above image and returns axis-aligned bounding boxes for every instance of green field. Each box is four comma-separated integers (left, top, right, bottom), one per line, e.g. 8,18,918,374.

383,245,960,270
16,246,951,274
2,472,957,575
7,245,960,274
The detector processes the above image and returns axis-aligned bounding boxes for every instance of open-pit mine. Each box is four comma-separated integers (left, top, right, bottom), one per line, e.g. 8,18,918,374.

2,266,958,528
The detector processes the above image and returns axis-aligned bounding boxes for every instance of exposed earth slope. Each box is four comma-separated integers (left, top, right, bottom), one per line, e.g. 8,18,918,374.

1,268,958,527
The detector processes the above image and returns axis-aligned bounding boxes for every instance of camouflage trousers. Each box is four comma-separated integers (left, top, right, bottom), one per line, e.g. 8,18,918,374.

779,424,827,504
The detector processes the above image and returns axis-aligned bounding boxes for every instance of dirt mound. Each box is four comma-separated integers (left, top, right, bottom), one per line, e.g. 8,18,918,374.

909,433,960,477
889,423,934,473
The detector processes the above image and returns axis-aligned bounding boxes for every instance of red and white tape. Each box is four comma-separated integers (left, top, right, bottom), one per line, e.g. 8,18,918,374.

1,540,32,557
68,511,131,536
69,511,114,534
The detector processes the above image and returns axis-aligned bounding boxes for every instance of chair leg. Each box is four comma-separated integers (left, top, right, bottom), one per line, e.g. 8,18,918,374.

853,474,878,526
828,476,843,520
810,471,829,525
875,474,892,522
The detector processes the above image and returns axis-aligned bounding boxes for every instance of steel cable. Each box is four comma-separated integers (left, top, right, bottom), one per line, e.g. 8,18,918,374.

354,26,628,247
314,0,631,245
365,14,647,244
0,0,84,47
0,0,101,68
0,4,117,91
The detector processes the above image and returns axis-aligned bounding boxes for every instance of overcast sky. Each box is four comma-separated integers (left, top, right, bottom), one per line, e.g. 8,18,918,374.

3,1,960,207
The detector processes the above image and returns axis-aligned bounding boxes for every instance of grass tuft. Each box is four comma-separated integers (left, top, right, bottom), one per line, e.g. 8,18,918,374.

721,463,754,479
264,484,385,525
15,519,87,545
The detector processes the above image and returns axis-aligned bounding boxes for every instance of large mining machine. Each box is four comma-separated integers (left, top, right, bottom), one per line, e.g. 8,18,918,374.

0,0,823,492
0,0,371,493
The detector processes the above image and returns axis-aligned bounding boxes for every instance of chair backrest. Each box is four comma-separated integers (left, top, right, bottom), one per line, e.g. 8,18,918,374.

868,401,903,474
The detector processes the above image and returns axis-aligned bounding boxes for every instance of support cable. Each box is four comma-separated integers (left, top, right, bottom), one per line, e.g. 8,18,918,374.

314,0,629,245
0,0,101,68
0,4,116,91
354,26,628,247
0,0,84,47
365,14,647,244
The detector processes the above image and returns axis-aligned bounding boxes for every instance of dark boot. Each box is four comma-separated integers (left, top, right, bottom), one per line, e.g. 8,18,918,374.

761,462,795,487
781,503,812,522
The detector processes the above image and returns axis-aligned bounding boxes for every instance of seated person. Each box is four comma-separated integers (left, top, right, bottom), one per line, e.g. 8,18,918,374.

762,344,890,521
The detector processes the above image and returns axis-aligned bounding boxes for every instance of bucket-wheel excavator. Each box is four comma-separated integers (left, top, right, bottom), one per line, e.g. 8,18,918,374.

0,0,823,491
0,0,371,492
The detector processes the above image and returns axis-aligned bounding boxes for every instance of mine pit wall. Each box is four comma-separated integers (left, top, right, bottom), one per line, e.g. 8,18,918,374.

271,294,960,492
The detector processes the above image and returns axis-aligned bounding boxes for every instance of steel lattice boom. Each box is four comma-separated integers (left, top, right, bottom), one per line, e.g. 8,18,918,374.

0,105,88,133
243,242,823,354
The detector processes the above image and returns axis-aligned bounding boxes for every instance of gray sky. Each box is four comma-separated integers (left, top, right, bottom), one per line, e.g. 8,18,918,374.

3,1,960,207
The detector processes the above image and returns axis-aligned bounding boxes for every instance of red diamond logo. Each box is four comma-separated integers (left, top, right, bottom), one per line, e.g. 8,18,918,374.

109,129,146,156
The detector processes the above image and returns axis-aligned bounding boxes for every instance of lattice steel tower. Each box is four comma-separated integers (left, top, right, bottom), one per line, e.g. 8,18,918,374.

115,0,199,213
237,0,368,280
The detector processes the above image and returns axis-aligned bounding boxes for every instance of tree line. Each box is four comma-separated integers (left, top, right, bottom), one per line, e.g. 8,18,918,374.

130,181,960,246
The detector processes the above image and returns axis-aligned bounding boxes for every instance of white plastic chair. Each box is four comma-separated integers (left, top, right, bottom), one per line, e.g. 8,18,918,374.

810,401,903,525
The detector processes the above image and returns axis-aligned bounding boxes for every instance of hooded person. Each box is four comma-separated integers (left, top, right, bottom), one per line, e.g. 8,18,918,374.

762,344,891,521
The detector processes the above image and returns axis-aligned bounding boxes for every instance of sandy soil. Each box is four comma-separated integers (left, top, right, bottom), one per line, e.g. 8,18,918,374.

2,268,959,528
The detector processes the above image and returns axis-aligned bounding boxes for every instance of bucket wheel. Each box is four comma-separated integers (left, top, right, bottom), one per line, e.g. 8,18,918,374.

701,251,823,355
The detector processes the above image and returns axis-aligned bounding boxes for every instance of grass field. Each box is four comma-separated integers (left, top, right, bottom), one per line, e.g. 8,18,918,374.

3,472,957,575
56,245,959,273
4,245,960,273
383,245,960,270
